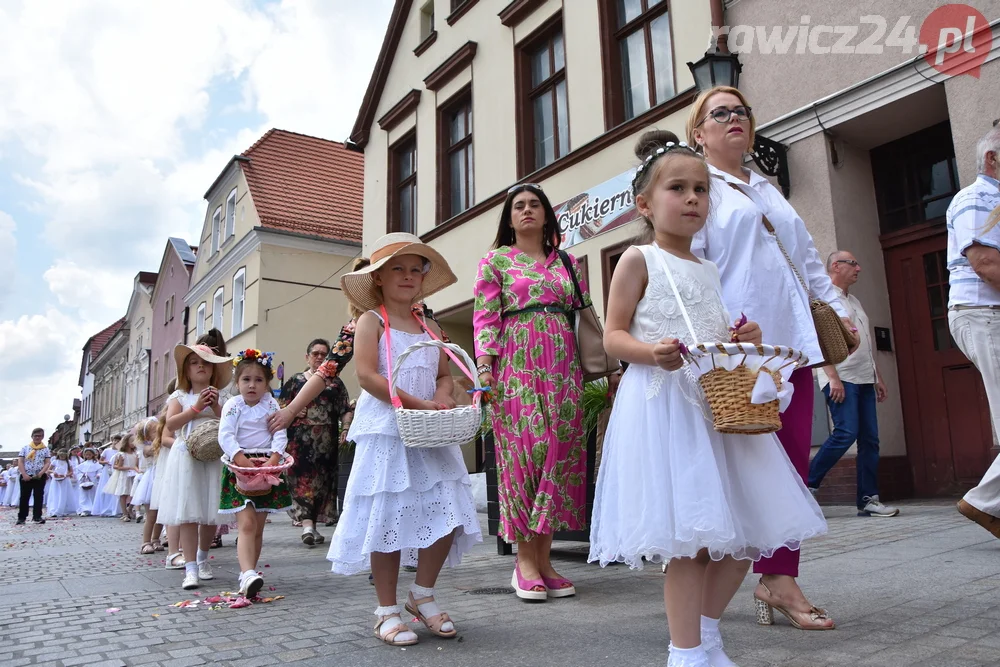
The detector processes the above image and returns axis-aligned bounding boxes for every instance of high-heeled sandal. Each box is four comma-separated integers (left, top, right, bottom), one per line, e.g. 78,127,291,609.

753,580,835,630
373,614,418,646
404,592,458,638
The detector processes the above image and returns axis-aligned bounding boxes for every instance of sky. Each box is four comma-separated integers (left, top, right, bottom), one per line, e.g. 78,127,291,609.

0,0,394,447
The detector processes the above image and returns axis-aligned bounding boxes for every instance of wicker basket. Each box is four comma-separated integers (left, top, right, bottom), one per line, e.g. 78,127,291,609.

686,343,808,435
186,418,223,462
389,340,483,449
222,451,295,497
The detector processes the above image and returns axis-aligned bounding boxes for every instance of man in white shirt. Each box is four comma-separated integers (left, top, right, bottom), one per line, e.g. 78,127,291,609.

808,251,899,517
951,127,1000,538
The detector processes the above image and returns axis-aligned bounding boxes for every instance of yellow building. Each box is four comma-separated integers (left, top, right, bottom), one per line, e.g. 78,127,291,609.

185,129,364,398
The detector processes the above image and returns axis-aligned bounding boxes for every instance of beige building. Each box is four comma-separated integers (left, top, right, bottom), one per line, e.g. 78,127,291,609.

727,0,1000,497
123,272,157,431
349,0,1000,498
184,129,364,399
348,0,713,376
90,323,129,445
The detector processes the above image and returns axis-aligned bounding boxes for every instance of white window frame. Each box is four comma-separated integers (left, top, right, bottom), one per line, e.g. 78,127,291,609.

232,268,246,336
211,206,222,254
225,188,237,240
212,287,224,333
196,302,206,337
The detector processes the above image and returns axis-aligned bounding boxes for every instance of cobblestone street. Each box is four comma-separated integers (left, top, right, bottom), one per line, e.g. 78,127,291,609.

3,502,1000,667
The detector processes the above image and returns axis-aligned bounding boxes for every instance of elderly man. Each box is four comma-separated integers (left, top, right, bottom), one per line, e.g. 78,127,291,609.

952,127,1000,537
808,251,899,517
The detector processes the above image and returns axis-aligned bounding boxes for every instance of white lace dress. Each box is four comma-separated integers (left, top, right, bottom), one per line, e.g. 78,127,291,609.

156,389,223,526
46,460,78,516
588,244,826,568
327,319,482,575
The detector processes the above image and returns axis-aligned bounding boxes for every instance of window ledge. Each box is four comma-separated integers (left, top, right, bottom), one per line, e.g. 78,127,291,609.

414,30,437,56
446,0,480,26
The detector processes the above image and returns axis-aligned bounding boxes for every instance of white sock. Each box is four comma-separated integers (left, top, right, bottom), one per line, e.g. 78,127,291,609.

373,605,417,641
700,616,723,649
409,583,453,633
667,644,708,667
196,549,209,564
185,562,197,576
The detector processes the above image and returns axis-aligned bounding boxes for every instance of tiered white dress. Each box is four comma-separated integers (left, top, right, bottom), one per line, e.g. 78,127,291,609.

76,459,102,514
156,389,222,526
131,447,155,507
327,317,482,575
46,460,78,516
589,245,827,569
93,448,120,516
148,442,172,512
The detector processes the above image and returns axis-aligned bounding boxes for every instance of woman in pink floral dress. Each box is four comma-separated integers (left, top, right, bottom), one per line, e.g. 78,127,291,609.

474,184,589,601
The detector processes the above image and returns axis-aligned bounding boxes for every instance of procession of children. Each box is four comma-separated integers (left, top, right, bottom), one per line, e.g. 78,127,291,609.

7,104,842,666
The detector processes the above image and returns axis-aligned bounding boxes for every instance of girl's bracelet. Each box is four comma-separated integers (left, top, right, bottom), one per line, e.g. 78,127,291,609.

476,364,492,376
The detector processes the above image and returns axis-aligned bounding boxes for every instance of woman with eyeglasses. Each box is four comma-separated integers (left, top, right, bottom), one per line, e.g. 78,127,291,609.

687,86,857,631
473,184,589,601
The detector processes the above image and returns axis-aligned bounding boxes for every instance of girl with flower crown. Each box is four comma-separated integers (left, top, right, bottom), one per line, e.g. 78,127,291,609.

217,348,293,598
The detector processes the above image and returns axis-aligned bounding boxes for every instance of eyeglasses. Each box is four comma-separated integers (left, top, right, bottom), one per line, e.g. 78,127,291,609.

698,105,753,126
835,259,860,267
507,183,543,194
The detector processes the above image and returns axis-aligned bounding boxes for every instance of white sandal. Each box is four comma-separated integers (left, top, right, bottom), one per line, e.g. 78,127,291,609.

165,553,185,570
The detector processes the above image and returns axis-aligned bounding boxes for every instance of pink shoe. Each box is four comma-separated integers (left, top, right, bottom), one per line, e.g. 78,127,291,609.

511,560,547,601
541,574,576,598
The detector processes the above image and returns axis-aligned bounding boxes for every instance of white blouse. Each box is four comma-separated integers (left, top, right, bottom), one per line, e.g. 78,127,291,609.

218,394,288,458
693,164,847,365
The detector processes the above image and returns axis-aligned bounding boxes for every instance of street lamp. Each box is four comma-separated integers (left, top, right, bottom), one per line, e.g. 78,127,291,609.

686,50,742,91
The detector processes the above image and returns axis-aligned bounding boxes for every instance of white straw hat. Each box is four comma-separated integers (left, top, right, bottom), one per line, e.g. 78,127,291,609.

341,233,457,312
173,343,233,391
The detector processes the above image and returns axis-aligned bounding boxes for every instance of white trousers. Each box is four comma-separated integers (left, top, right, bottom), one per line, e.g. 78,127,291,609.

951,309,1000,517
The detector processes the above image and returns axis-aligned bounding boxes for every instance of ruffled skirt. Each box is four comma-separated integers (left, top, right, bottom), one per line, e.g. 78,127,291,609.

131,465,155,507
148,446,171,510
327,433,482,575
588,364,827,569
156,438,222,526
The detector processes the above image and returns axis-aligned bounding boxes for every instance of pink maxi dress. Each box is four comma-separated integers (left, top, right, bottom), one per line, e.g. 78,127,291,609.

473,246,588,543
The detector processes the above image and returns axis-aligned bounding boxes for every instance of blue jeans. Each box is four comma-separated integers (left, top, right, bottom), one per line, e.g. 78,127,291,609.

807,382,880,509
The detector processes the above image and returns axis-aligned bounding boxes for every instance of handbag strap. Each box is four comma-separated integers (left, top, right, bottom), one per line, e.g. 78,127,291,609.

648,245,700,344
726,182,811,298
556,249,585,311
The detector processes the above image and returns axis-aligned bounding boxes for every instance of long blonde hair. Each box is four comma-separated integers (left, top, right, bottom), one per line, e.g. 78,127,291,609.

151,409,168,457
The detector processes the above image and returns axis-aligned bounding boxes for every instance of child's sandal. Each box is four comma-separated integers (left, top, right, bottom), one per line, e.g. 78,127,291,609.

140,542,155,555
151,539,164,552
373,615,418,647
404,593,458,638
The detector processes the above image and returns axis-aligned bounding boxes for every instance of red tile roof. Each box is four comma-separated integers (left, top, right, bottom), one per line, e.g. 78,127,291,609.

79,318,125,386
239,129,364,243
138,271,158,286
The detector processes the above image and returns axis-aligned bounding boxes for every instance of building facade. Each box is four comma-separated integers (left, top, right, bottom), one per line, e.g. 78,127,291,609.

90,325,129,445
78,318,125,445
184,129,364,399
148,238,197,417
123,272,157,430
727,0,1000,497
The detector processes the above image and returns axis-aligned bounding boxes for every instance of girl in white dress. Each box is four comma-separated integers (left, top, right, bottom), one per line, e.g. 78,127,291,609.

105,435,139,521
131,417,159,552
93,438,121,517
76,448,102,516
157,335,231,590
149,406,182,564
46,450,78,516
273,234,482,646
5,463,21,506
218,349,293,599
589,130,827,667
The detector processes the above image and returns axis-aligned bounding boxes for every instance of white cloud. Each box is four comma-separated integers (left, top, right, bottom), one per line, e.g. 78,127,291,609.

0,0,394,442
0,211,16,311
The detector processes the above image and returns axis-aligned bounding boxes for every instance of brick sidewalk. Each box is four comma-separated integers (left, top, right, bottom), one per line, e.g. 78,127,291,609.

2,502,999,667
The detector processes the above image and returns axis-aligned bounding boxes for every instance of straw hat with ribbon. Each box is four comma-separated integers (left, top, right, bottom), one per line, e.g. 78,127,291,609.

341,233,457,312
173,343,233,391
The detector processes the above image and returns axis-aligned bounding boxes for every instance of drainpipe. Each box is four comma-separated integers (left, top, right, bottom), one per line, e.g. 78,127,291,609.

709,0,729,54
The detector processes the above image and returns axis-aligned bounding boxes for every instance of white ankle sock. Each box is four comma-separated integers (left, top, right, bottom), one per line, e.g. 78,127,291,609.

373,605,417,641
184,562,197,575
409,584,453,633
700,615,721,648
196,549,209,564
667,644,709,667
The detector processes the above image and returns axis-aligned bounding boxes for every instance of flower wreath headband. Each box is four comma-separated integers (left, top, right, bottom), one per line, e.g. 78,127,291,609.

233,348,275,370
630,141,700,196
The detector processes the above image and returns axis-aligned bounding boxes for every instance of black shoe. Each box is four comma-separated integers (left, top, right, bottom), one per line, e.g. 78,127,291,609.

33,519,46,524
15,520,25,525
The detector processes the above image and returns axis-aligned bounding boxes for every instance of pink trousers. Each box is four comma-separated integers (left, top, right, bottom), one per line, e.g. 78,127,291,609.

753,367,814,578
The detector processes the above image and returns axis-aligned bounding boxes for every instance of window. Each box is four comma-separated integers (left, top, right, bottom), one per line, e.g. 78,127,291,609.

196,302,206,337
518,22,569,173
388,134,417,234
870,122,960,235
232,268,246,336
213,287,224,332
601,0,675,125
225,188,237,239
163,296,171,325
152,360,159,398
211,206,222,254
439,90,474,221
164,352,170,384
420,0,435,40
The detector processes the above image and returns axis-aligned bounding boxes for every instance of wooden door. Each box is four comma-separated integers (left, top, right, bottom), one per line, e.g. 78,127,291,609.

884,229,994,495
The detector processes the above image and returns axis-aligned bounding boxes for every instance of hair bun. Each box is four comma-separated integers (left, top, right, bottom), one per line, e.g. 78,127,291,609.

634,129,682,161
197,328,227,357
